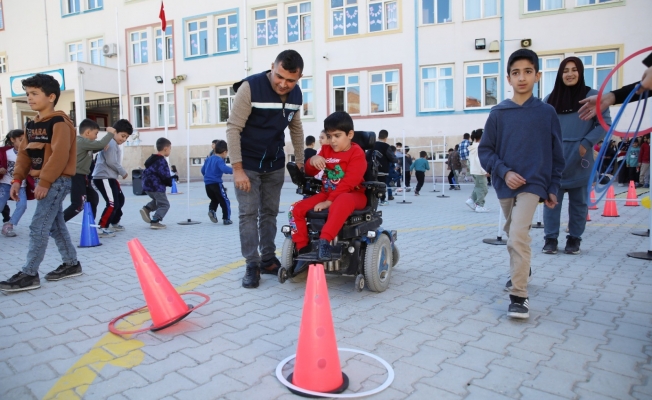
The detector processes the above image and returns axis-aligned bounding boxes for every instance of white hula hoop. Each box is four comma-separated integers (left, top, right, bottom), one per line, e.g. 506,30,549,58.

275,347,395,398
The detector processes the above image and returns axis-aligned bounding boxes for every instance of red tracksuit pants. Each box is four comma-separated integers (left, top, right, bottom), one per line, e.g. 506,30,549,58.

291,191,367,250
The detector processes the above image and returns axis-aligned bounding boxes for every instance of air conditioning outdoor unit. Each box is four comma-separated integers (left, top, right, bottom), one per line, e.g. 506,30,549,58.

102,43,118,57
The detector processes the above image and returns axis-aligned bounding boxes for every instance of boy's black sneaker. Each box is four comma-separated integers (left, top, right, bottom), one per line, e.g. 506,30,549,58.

0,272,40,292
45,262,83,281
318,239,332,260
508,295,529,319
223,219,233,225
504,268,532,291
564,236,581,255
542,238,558,254
242,263,260,288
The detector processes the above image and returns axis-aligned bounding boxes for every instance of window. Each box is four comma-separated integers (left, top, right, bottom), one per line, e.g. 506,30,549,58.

421,0,451,24
287,2,312,42
0,1,4,30
534,56,562,99
89,38,105,66
217,14,238,52
369,0,398,32
0,56,6,73
157,92,175,127
255,8,278,46
301,78,314,117
130,31,148,64
577,50,618,92
464,0,497,20
190,88,211,125
133,96,150,128
88,0,103,10
188,20,208,56
525,0,564,12
68,42,84,62
217,87,236,123
65,0,80,14
156,27,173,61
420,65,453,111
331,0,358,37
465,61,499,108
370,70,400,114
332,74,360,114
577,0,614,5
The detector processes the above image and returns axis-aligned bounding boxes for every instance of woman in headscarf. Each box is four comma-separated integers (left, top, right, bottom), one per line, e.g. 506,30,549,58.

541,57,611,256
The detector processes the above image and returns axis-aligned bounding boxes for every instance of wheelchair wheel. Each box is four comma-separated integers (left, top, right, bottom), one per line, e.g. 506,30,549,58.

364,234,393,292
392,244,400,268
281,237,308,283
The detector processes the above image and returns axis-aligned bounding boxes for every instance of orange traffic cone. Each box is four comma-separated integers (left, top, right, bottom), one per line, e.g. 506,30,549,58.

589,189,598,210
625,180,639,206
586,211,591,221
602,186,620,217
289,264,349,396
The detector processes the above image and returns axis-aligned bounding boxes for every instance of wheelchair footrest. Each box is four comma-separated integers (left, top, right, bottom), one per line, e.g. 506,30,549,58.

295,243,343,262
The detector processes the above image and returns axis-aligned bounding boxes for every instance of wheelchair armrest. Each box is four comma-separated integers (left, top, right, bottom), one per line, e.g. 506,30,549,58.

286,162,306,187
362,181,386,191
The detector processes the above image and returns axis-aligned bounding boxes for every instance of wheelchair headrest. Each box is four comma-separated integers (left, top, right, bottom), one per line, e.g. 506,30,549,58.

352,131,376,151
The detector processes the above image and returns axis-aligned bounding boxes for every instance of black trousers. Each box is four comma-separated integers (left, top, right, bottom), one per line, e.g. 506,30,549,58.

205,183,231,220
415,171,425,192
94,178,125,228
2,204,9,223
404,170,411,187
64,173,99,222
447,170,455,185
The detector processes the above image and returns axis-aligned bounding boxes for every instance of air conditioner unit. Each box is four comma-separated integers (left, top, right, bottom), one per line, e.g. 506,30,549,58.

102,43,118,57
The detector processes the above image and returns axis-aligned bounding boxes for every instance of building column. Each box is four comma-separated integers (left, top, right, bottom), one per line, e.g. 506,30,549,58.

74,68,87,126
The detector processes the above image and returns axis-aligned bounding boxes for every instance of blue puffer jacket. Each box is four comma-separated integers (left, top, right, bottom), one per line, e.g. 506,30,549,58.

142,154,172,193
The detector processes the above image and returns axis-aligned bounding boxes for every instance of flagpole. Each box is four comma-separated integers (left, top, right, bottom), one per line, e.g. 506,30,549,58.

160,2,168,138
115,6,123,119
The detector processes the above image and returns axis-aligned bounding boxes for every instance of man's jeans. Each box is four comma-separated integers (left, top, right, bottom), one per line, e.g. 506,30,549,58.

543,186,588,239
0,183,27,225
234,168,284,265
23,177,77,276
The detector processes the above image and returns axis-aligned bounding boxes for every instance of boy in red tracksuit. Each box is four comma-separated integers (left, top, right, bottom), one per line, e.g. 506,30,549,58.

290,111,366,261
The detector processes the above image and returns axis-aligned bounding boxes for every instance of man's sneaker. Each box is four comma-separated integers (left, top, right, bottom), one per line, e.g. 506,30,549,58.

542,238,558,254
504,268,532,291
449,185,456,190
150,221,166,230
110,224,125,232
414,191,420,196
45,262,83,281
208,210,218,223
465,198,477,210
379,201,389,206
98,229,116,238
139,207,152,223
508,295,529,319
242,263,260,288
564,236,581,255
2,222,16,237
388,196,395,200
475,206,490,213
0,272,40,292
223,219,233,225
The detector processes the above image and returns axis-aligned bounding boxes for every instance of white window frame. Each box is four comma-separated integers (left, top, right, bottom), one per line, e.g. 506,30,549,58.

464,61,499,109
65,0,81,14
217,86,236,123
576,50,618,92
130,30,149,65
87,0,103,10
0,56,6,73
369,0,399,32
331,0,359,37
369,69,401,114
216,13,238,53
190,88,211,125
187,19,208,57
525,0,565,13
576,0,616,6
301,78,314,117
332,74,361,115
89,38,105,66
286,2,312,42
132,95,150,128
157,92,175,128
464,0,498,20
156,26,173,61
421,0,452,25
67,41,84,62
420,65,454,112
535,55,563,99
254,7,279,47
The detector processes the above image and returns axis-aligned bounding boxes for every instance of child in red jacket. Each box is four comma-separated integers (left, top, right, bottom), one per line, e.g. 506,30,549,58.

290,111,367,260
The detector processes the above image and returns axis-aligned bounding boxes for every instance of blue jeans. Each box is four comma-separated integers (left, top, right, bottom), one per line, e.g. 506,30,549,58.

543,186,588,240
22,177,77,276
0,183,27,225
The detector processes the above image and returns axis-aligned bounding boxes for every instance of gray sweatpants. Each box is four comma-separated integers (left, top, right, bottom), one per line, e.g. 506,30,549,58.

145,191,170,222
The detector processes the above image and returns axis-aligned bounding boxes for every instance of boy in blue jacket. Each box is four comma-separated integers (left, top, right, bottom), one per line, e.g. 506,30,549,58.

202,140,233,225
479,49,565,320
140,138,173,229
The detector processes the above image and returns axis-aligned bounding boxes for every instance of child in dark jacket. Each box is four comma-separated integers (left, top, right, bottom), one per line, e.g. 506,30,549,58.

140,138,173,230
201,140,233,225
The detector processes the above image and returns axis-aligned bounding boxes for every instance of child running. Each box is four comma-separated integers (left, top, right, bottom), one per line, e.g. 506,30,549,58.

140,138,173,229
410,151,430,195
201,140,233,225
467,129,490,213
0,130,34,237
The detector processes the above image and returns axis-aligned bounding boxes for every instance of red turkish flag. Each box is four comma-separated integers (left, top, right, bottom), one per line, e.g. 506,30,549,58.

159,2,166,32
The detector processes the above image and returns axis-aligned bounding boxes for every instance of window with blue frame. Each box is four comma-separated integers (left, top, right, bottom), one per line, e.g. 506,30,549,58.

130,31,148,64
525,0,563,12
301,78,314,117
65,0,80,14
156,26,173,61
421,0,451,24
577,50,618,92
217,14,238,52
287,2,312,42
68,42,84,61
255,8,278,46
88,0,102,10
420,65,454,111
369,0,398,32
331,0,358,37
533,55,562,99
465,61,499,108
187,20,208,57
89,38,105,66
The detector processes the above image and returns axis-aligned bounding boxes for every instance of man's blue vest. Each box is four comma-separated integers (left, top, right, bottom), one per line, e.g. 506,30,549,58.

234,71,302,173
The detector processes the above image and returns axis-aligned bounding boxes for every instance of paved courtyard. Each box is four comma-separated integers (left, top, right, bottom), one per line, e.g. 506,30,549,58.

1,180,651,399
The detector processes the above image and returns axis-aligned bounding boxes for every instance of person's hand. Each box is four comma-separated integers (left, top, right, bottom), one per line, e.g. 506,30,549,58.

579,144,587,157
233,166,250,192
122,173,128,179
106,127,116,134
310,155,326,170
504,171,526,190
10,182,21,201
639,66,652,93
33,185,49,200
578,92,615,121
313,200,332,212
0,168,6,175
544,193,558,209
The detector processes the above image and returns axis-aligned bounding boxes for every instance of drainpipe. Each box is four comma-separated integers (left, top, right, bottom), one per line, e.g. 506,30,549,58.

43,0,50,65
242,0,249,77
499,0,505,101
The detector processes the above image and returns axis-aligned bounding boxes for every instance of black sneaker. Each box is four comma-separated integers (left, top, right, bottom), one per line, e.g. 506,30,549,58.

223,219,233,225
318,239,332,260
508,295,529,319
242,263,260,288
564,236,581,255
542,238,558,254
388,196,395,200
504,268,532,291
0,272,41,292
261,256,281,275
208,210,218,223
45,262,83,281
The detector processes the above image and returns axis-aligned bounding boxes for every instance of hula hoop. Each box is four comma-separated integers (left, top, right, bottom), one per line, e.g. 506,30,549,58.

275,348,395,398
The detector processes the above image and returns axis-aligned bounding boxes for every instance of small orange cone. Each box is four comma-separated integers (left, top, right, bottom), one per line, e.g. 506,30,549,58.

625,180,639,206
289,264,349,395
589,189,598,210
586,211,591,221
602,186,620,217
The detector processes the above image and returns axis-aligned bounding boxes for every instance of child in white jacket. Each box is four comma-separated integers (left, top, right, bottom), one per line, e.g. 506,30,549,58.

466,129,490,213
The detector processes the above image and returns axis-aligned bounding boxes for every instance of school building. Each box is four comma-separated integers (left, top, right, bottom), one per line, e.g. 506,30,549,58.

0,0,649,177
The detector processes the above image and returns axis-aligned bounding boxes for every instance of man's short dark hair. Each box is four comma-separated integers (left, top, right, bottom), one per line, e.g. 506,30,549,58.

305,135,315,146
214,140,228,154
378,130,389,140
463,133,470,140
113,119,133,135
79,119,100,135
396,142,402,147
405,146,410,153
22,74,61,106
324,111,354,134
275,50,304,73
156,137,171,151
507,49,539,74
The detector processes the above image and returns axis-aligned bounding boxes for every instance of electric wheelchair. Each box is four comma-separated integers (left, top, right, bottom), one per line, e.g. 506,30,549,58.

278,131,399,292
